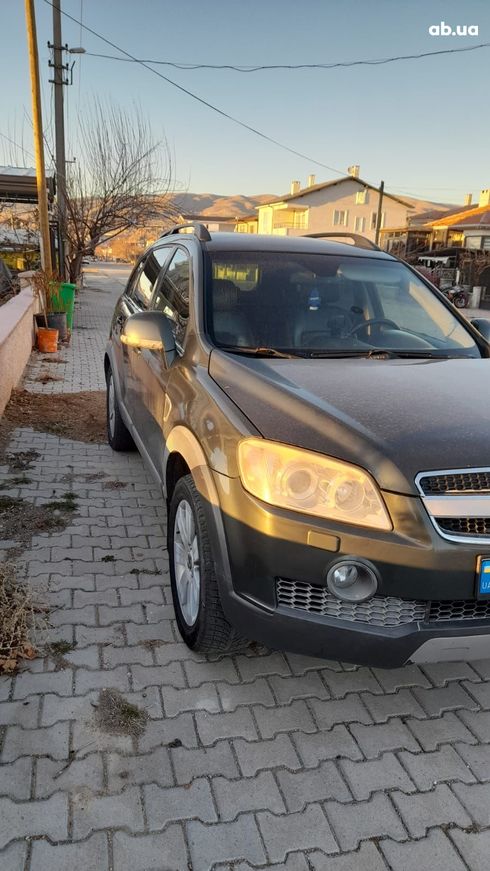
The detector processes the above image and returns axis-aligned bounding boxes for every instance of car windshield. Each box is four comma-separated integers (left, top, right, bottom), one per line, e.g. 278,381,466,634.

205,250,480,358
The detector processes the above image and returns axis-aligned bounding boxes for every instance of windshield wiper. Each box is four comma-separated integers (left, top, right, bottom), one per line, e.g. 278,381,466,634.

307,349,451,359
222,346,301,359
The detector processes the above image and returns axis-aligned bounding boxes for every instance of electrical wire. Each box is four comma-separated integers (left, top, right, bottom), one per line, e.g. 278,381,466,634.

82,41,490,73
40,0,478,204
41,0,345,176
0,131,35,163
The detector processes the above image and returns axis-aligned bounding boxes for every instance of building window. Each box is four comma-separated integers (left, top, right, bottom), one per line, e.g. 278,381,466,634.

354,216,366,233
333,209,349,226
371,211,386,230
293,210,308,229
355,189,368,205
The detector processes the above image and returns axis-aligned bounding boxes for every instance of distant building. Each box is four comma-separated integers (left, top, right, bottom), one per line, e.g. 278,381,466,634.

178,213,238,233
381,189,490,256
254,171,413,242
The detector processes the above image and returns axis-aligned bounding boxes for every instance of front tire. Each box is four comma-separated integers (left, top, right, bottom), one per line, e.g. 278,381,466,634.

106,366,134,451
168,474,243,652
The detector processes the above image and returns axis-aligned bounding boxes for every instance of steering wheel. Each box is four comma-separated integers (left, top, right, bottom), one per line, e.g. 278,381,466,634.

347,318,399,338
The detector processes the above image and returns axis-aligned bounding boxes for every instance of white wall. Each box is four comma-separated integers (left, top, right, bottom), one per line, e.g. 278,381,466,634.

258,179,411,241
0,285,37,416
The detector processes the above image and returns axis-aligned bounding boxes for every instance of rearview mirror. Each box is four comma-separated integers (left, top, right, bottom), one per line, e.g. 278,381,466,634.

471,318,490,342
121,311,176,358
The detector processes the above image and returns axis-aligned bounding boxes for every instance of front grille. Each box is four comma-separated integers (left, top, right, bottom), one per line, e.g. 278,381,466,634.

419,471,490,495
429,599,490,621
438,517,490,537
276,578,426,627
276,579,490,627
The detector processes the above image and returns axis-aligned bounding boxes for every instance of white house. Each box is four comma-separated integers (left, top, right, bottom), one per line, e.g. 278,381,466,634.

255,171,413,243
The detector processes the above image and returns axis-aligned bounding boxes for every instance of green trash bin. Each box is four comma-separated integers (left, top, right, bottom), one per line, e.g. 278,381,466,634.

57,282,77,330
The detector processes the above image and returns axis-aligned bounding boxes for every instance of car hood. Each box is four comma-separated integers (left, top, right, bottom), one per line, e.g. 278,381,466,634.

209,350,490,495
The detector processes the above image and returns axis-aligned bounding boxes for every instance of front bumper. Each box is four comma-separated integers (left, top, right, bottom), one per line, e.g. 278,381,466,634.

210,471,490,667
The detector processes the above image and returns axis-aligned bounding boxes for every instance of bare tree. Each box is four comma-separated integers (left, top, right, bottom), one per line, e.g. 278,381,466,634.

65,101,177,281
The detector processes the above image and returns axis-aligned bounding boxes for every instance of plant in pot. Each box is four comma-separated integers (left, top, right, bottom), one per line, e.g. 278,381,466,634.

32,269,68,350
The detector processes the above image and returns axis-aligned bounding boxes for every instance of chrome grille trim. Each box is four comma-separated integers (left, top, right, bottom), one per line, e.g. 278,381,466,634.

416,468,490,544
276,579,490,626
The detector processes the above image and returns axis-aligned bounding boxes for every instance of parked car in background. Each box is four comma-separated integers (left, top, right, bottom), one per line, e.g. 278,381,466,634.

105,226,490,666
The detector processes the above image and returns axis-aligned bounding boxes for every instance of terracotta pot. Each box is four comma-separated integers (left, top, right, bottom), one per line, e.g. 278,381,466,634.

37,326,59,353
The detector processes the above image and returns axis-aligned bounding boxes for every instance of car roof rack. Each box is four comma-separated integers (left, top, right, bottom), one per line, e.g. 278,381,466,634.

159,222,211,242
305,232,381,252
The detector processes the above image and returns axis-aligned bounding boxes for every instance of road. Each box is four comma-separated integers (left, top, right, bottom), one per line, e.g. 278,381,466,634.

0,263,490,870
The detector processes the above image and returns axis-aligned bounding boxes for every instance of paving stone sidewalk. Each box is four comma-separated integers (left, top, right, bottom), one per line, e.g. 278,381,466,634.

2,265,490,870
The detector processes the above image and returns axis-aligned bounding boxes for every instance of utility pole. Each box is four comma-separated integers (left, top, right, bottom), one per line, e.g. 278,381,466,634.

24,0,52,273
51,0,68,278
374,179,384,246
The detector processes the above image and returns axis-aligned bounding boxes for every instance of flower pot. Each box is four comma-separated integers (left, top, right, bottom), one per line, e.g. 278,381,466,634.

37,326,59,353
46,311,68,340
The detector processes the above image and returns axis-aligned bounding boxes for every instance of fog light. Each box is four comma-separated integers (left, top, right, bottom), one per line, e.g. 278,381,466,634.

327,559,378,603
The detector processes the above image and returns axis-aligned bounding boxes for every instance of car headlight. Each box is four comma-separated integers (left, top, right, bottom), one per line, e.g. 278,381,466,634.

237,438,392,531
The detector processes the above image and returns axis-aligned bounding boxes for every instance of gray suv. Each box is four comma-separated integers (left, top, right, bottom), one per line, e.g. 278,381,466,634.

105,224,490,666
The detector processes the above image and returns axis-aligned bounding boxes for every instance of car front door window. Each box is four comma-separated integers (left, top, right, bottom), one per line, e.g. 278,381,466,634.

153,248,191,353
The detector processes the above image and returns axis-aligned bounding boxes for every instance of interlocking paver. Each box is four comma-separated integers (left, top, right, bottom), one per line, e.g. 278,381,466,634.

0,841,29,871
172,739,239,783
412,683,479,716
326,793,407,851
213,770,286,820
380,829,466,871
268,672,329,703
309,841,388,871
218,677,275,711
399,746,476,790
405,711,477,751
456,741,490,780
293,724,363,766
112,827,188,871
0,757,33,799
310,693,372,729
144,778,217,826
0,696,39,728
350,717,420,758
276,760,351,810
136,713,198,751
450,828,490,871
72,785,145,839
195,708,258,745
107,747,173,791
234,734,301,776
254,699,317,738
187,815,266,871
30,832,109,871
392,783,472,836
36,753,104,798
258,802,339,862
13,669,73,698
340,752,416,799
2,722,70,761
0,792,68,848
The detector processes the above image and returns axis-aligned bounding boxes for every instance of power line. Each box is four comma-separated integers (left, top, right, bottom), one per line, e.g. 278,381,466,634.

41,0,345,176
0,131,35,162
39,0,479,206
82,41,490,72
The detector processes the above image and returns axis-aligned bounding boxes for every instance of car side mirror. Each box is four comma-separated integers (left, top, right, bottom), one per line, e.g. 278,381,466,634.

471,318,490,342
121,311,176,362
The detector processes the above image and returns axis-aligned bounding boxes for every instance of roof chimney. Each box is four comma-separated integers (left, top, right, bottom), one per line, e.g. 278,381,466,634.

347,164,360,178
307,174,316,188
464,193,473,206
479,189,490,208
290,180,301,195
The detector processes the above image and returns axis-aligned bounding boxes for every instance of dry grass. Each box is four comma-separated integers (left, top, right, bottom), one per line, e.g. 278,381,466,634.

0,563,39,674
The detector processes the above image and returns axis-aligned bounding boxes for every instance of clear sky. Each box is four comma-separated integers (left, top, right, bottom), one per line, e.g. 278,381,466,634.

1,0,489,204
